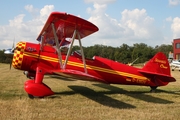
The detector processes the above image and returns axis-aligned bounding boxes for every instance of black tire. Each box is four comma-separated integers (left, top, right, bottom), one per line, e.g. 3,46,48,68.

150,86,157,93
28,94,35,99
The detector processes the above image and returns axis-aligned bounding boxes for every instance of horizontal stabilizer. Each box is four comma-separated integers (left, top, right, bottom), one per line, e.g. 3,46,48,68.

138,70,176,82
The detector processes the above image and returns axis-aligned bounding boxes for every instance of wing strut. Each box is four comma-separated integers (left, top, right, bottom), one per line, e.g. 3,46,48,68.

51,23,63,68
63,30,87,73
50,23,87,73
77,31,87,73
40,32,45,51
63,30,76,69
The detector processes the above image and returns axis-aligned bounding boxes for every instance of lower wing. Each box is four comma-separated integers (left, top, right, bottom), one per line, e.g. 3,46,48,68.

52,69,107,83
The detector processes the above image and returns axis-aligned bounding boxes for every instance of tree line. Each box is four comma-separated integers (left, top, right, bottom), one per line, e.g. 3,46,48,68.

0,50,13,63
0,43,172,64
73,43,172,64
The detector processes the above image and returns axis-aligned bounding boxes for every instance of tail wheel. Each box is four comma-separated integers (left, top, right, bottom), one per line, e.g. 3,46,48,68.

150,86,157,93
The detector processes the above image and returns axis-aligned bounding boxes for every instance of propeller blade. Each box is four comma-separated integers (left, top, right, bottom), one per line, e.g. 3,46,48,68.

4,40,15,69
10,61,12,69
4,49,14,54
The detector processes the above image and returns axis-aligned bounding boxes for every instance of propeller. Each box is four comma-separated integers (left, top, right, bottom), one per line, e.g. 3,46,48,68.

4,40,15,69
4,48,14,54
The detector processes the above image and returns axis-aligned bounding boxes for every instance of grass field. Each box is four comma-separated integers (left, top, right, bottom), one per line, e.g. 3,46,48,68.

0,63,180,120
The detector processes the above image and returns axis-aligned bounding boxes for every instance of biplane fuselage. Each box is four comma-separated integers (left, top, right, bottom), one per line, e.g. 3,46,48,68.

13,41,155,85
8,12,176,98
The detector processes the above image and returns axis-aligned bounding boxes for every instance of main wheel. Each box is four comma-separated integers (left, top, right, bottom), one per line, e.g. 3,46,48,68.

28,94,44,99
28,94,35,99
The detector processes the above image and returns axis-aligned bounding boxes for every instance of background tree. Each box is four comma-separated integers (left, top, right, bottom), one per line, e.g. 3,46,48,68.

0,43,173,64
131,43,155,63
154,44,173,57
0,50,12,63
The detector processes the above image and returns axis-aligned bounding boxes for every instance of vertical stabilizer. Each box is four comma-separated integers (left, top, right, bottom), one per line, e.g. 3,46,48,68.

142,52,170,75
138,52,176,82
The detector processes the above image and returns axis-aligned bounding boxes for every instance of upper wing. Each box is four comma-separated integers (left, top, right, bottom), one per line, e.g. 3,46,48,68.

37,12,99,42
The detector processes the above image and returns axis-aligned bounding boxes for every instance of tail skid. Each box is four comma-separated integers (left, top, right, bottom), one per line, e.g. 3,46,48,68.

138,52,176,82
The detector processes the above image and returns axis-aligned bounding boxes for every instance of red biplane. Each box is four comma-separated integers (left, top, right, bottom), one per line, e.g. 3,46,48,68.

5,12,176,98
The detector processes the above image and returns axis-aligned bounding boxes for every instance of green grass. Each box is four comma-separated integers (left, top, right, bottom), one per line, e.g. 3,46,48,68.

0,63,180,120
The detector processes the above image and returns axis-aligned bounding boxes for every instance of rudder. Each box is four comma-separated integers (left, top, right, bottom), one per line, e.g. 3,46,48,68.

142,52,170,76
138,52,176,82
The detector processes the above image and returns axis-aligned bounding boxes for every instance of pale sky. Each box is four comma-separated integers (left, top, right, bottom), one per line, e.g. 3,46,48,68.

0,0,180,49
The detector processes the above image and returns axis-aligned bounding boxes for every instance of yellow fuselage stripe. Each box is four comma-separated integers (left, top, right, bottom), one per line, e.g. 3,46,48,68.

23,52,148,80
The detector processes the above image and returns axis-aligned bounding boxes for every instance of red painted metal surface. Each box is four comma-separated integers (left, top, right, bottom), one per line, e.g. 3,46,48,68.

25,80,54,97
37,12,99,41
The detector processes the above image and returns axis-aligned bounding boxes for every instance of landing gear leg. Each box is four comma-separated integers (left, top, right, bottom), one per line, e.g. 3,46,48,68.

24,67,54,98
150,86,157,92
